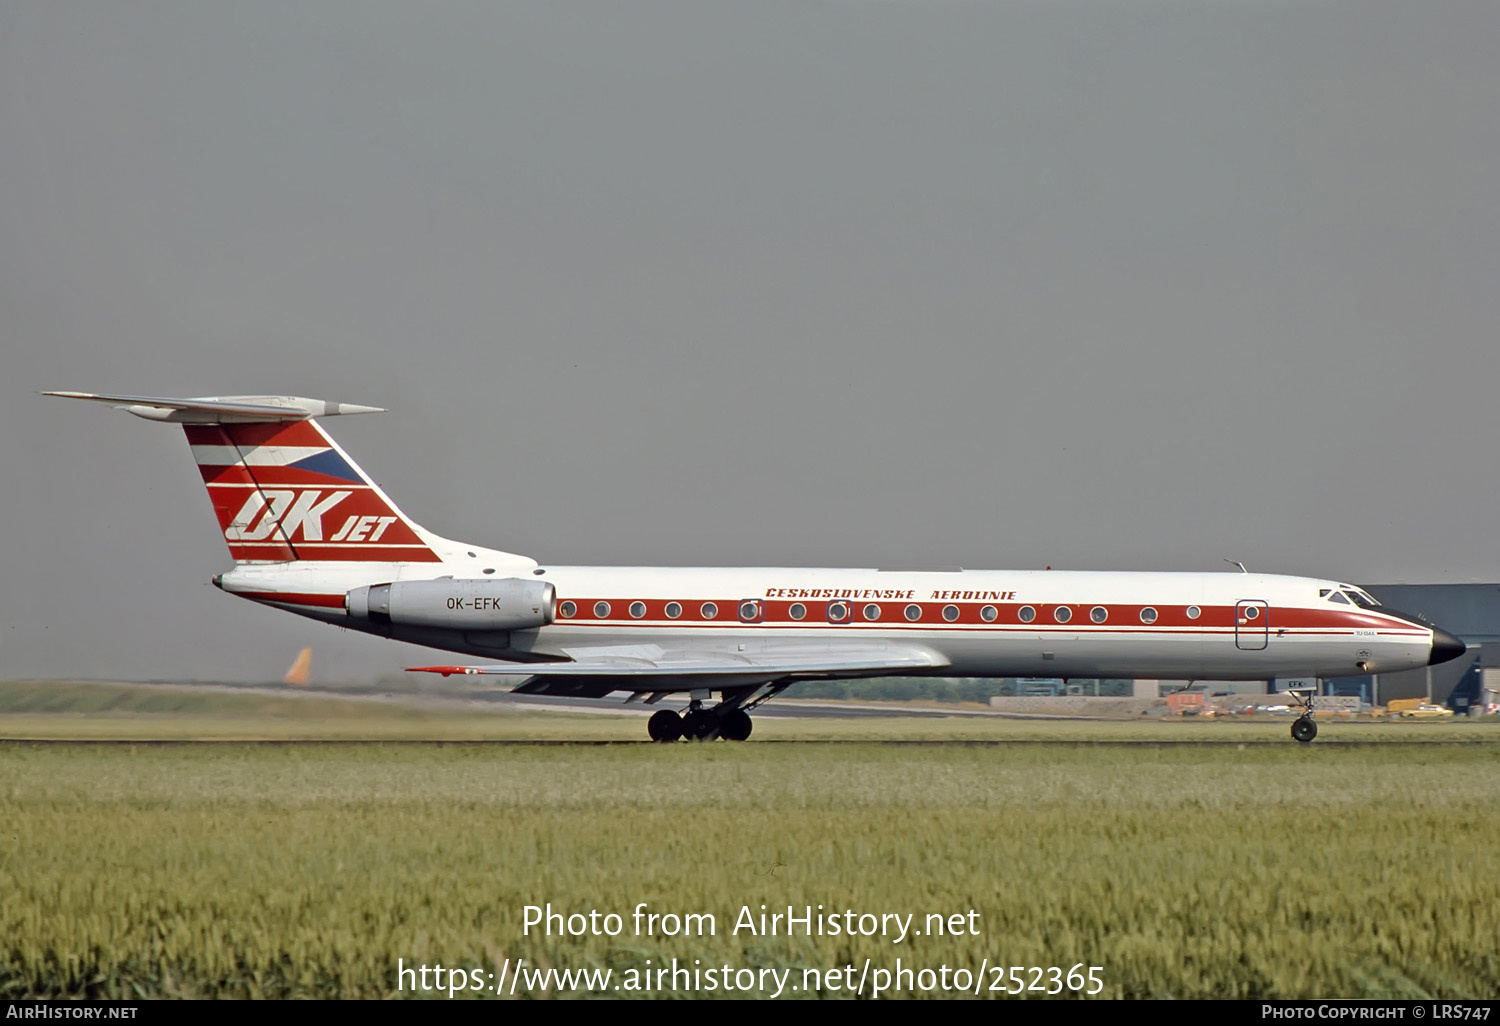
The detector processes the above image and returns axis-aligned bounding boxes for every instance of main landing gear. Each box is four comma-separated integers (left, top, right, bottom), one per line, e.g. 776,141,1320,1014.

647,706,752,742
645,684,788,742
1286,685,1319,744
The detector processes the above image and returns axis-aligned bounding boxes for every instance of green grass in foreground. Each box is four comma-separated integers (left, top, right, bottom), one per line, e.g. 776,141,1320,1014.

2,741,1499,999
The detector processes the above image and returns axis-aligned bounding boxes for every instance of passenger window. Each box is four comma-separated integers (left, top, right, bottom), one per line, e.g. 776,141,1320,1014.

943,605,960,622
789,602,806,620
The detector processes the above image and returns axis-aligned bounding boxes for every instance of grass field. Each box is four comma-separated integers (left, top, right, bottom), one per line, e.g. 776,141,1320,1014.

3,681,1499,1000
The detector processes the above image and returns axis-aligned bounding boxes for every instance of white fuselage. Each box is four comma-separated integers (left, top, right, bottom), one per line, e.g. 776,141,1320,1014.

218,563,1438,684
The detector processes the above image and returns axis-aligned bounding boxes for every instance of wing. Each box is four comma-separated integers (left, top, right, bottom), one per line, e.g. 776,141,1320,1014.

408,641,949,697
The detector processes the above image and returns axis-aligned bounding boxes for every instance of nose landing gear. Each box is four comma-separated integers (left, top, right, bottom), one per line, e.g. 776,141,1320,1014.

1290,716,1318,743
1286,684,1319,744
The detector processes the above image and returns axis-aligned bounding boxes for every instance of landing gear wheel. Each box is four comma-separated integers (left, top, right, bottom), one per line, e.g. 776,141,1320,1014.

647,709,683,743
720,709,753,742
1291,716,1317,744
682,710,715,741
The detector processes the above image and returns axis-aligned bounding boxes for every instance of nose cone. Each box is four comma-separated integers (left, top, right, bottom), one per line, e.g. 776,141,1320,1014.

1429,627,1467,666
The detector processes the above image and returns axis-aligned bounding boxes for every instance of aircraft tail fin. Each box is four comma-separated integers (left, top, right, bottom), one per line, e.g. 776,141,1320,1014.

183,414,445,563
44,392,516,566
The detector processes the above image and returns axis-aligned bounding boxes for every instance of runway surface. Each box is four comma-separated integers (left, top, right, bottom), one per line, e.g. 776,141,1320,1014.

8,679,1489,745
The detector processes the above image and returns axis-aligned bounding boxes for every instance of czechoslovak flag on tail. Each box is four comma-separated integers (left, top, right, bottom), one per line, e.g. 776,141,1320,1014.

187,419,440,563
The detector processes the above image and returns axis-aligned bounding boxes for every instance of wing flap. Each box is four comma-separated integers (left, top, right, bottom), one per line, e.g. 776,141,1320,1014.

409,643,949,683
509,678,630,699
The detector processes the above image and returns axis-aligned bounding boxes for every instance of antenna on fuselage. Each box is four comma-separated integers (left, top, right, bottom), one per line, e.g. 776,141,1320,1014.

1224,559,1248,574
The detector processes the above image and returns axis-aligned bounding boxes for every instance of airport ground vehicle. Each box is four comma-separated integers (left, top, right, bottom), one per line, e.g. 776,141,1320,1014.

1387,698,1455,720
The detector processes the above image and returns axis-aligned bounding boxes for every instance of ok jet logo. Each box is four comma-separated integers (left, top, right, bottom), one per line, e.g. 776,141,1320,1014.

224,489,355,542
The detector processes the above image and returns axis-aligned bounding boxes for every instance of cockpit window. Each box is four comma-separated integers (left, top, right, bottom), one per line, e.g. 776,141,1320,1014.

1328,585,1379,607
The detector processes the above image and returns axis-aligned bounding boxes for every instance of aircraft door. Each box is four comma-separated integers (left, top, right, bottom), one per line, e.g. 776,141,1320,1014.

1235,600,1269,651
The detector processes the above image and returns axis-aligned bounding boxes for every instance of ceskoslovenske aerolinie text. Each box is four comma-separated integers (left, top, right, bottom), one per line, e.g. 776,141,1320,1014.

523,903,981,945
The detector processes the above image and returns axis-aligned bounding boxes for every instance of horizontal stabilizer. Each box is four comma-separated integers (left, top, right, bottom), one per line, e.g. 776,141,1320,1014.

43,392,384,424
54,388,523,566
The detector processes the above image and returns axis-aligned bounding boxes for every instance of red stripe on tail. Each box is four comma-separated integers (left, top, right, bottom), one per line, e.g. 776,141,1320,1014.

186,422,441,563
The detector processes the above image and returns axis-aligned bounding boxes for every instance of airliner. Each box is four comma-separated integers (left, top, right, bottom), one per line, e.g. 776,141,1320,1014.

47,392,1466,743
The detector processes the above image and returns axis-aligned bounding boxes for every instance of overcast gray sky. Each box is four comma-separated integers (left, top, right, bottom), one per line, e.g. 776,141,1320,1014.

3,2,1497,681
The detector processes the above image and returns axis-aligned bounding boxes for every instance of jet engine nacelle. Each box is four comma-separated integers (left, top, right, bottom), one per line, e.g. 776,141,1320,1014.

345,578,556,631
